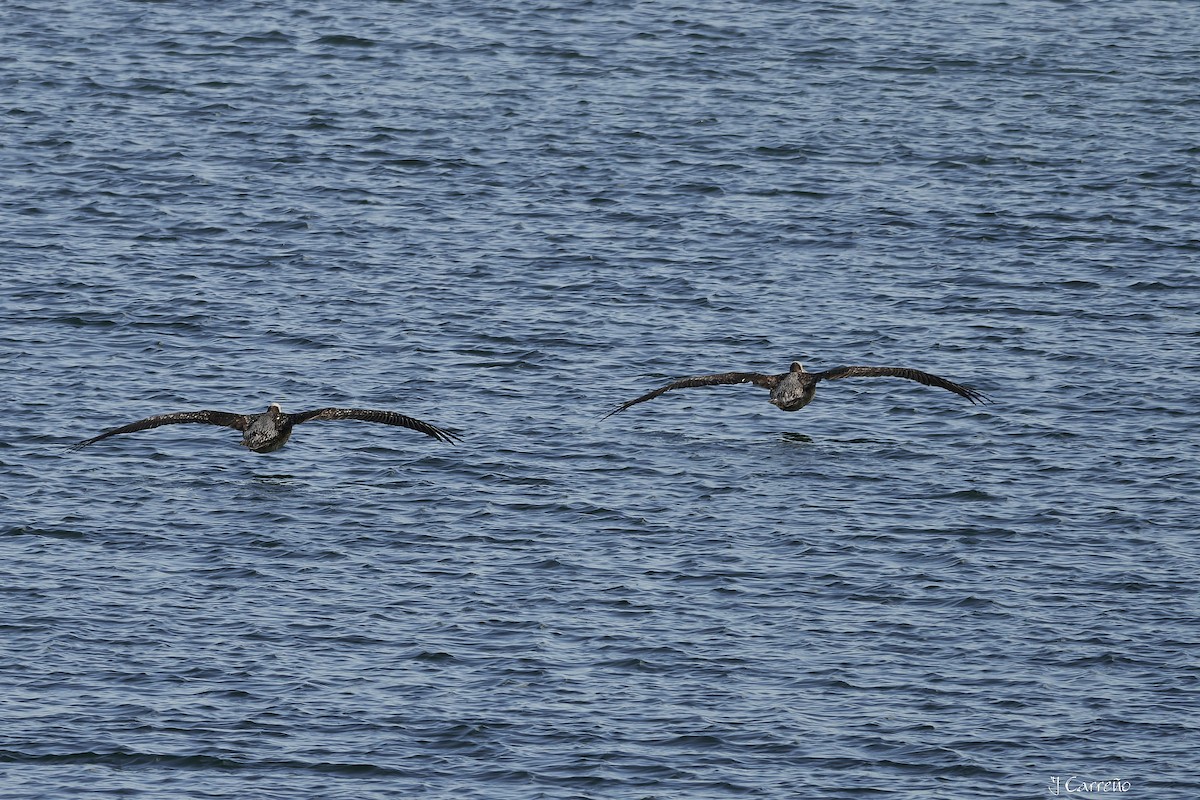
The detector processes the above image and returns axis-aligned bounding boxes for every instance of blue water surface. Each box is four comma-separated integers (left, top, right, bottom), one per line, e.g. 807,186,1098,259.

2,1,1198,797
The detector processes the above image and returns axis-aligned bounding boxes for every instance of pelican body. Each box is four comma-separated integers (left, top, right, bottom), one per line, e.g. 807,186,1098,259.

768,364,821,411
72,402,461,453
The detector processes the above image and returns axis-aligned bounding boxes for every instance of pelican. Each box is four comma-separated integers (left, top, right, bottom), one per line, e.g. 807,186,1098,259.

71,403,461,453
604,361,991,419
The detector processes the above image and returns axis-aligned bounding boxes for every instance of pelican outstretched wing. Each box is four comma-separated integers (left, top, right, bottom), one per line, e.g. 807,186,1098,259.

603,371,779,419
71,410,249,450
812,366,992,404
289,408,462,444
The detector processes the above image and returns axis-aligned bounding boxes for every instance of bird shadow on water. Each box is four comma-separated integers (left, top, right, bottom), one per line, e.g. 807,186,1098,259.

252,472,297,483
236,472,306,507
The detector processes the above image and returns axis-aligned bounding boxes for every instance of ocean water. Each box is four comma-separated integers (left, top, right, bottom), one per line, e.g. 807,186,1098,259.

2,1,1198,797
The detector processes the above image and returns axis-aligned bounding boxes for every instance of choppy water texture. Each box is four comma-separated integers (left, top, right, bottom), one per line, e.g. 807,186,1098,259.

2,1,1199,797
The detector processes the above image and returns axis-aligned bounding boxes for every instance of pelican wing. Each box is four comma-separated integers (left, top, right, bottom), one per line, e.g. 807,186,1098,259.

290,408,462,444
71,410,249,450
812,366,992,404
603,371,778,418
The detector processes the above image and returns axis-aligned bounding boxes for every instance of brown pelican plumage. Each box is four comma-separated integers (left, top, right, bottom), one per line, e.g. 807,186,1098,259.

604,361,991,419
71,403,461,453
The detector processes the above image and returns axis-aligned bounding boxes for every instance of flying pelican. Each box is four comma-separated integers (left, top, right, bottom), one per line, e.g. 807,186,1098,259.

71,403,461,453
604,361,991,419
